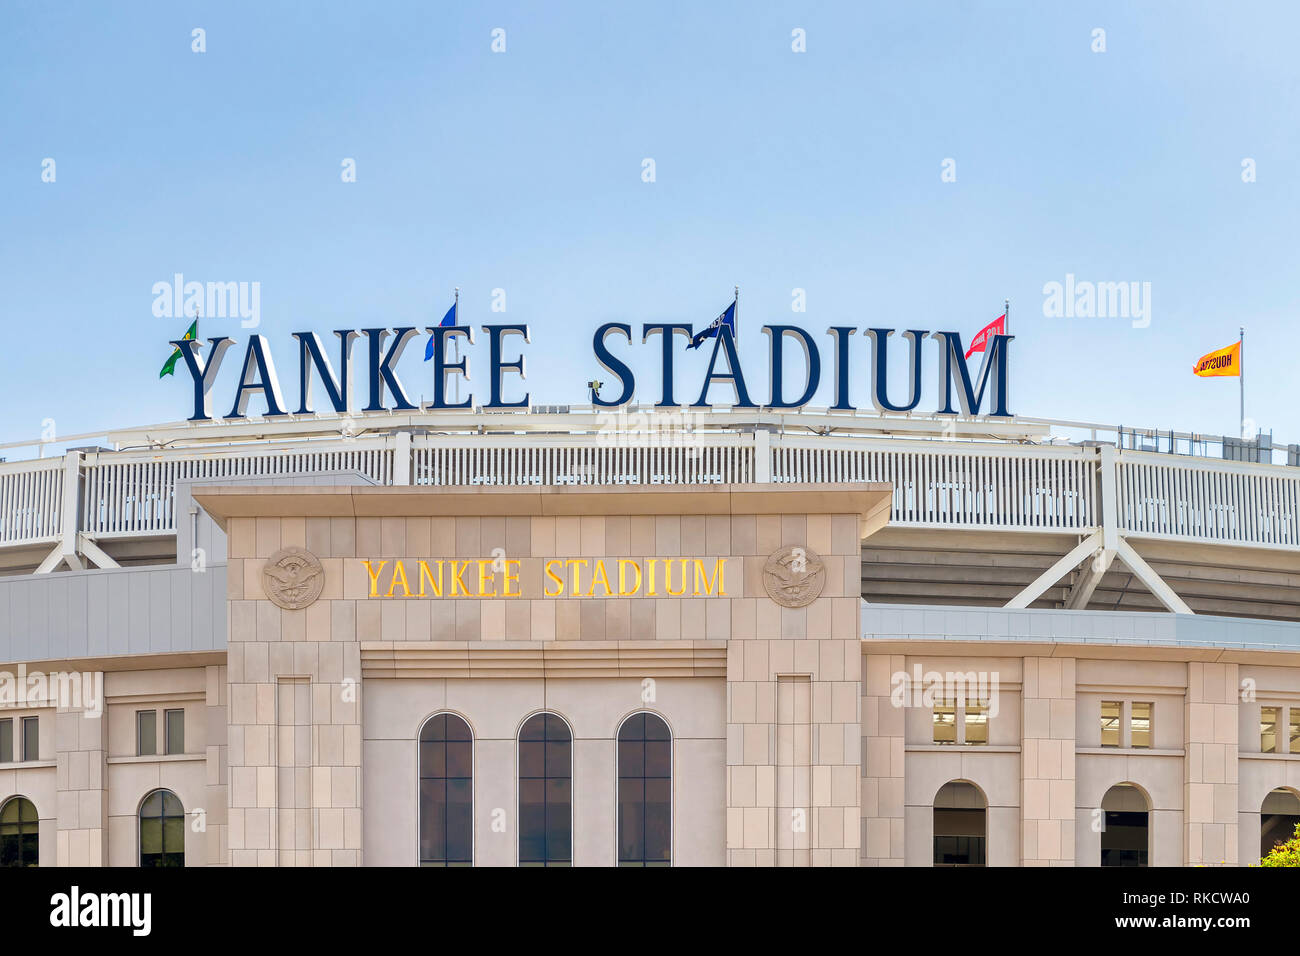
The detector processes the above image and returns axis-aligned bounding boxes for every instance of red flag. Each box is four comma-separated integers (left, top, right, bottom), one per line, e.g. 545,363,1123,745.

965,313,1005,359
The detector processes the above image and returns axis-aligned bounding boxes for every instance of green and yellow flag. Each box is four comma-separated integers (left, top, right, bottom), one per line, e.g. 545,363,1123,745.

159,319,198,378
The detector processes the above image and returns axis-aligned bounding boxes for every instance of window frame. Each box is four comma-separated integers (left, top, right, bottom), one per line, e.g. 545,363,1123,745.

164,708,185,756
615,711,673,867
1261,705,1281,754
1100,700,1122,747
417,711,474,867
0,718,11,764
0,796,39,867
21,716,38,762
516,711,573,867
1130,701,1153,749
137,710,157,757
138,788,185,868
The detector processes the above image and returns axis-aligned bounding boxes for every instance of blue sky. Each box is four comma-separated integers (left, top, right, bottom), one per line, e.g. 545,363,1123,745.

1,1,1297,449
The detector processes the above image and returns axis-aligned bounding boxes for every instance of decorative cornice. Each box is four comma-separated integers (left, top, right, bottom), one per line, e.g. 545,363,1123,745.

360,640,726,679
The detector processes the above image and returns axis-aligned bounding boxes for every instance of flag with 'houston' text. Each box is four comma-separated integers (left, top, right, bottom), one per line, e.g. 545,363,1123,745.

1192,341,1240,377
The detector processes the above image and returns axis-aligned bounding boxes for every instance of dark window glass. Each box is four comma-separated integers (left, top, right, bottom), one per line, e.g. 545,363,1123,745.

1100,810,1149,867
165,709,184,755
21,717,38,761
933,806,986,866
139,789,185,867
0,719,11,763
518,713,571,866
618,713,672,866
933,834,986,866
0,797,39,867
419,713,473,866
137,711,157,756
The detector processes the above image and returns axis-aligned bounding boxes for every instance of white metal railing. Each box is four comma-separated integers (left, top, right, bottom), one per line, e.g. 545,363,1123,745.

6,422,1300,558
412,433,754,486
770,436,1096,530
1116,450,1300,547
81,440,394,537
0,457,63,546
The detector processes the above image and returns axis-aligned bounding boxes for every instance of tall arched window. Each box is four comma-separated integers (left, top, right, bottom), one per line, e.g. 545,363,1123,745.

140,789,185,867
1101,783,1149,867
419,713,473,866
933,781,986,866
0,797,38,867
518,713,571,867
1261,788,1300,857
618,713,672,867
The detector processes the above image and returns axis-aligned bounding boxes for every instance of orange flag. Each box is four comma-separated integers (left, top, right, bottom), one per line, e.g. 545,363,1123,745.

1192,341,1241,377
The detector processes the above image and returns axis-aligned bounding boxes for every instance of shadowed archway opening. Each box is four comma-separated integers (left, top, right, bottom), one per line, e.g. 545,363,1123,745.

1101,783,1149,867
933,781,986,866
1261,788,1300,857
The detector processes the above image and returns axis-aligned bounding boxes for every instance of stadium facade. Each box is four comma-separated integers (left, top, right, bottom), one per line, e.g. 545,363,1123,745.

1,405,1299,867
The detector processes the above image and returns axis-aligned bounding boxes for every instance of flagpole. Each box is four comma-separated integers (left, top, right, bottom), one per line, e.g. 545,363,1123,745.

1004,298,1009,336
1240,326,1245,438
734,285,739,341
453,287,460,406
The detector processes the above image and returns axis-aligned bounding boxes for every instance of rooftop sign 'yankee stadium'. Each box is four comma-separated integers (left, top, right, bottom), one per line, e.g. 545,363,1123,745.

164,315,1013,421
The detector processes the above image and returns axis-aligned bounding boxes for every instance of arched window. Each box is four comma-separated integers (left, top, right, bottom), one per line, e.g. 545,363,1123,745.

139,789,185,867
618,713,671,867
419,713,473,866
0,797,38,867
1101,783,1149,867
518,713,571,867
1261,788,1300,857
933,781,986,866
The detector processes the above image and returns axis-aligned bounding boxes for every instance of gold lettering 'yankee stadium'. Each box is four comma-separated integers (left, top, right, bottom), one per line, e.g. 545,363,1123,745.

361,557,727,599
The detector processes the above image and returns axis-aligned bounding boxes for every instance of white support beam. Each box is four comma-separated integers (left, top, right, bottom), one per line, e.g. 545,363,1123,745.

1066,547,1114,609
77,534,121,570
753,428,771,482
1004,530,1104,610
34,544,64,574
1115,538,1194,615
1099,444,1119,553
393,431,412,485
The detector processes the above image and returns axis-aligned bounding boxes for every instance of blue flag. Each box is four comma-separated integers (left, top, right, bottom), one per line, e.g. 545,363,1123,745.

687,299,736,350
423,301,458,360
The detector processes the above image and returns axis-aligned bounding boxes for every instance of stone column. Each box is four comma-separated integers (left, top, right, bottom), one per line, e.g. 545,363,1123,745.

861,652,905,866
204,663,228,865
1020,656,1076,866
226,515,362,866
725,512,862,867
55,678,108,866
1185,661,1239,866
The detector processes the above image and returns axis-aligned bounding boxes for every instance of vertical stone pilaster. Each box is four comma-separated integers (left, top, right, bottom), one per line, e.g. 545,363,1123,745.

861,652,905,866
1020,657,1076,866
725,513,862,867
226,515,363,866
204,664,229,865
55,677,108,866
1185,661,1239,866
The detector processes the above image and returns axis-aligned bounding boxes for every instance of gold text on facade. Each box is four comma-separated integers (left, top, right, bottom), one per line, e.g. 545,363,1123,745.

361,557,728,598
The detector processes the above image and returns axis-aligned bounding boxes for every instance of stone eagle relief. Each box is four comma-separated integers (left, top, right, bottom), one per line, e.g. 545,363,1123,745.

262,546,325,610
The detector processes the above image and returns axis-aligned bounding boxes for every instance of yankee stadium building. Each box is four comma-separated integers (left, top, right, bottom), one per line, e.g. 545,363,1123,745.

0,319,1298,868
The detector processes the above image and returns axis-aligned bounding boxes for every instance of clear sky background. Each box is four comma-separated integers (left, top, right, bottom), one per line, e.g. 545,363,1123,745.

2,1,1297,451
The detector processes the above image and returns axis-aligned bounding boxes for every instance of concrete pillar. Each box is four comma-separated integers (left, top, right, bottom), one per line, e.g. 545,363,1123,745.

860,652,905,865
55,678,108,866
1184,661,1239,865
725,513,862,866
1021,656,1076,865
